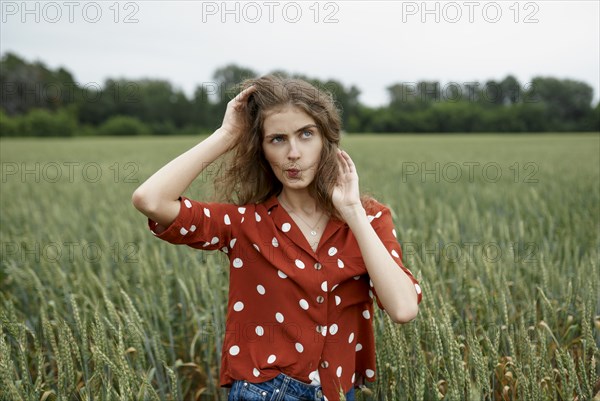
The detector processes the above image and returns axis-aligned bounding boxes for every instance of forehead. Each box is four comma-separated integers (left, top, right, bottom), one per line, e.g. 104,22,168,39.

263,105,316,133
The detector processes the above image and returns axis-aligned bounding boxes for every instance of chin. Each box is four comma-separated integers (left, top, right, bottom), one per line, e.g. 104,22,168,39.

282,178,314,190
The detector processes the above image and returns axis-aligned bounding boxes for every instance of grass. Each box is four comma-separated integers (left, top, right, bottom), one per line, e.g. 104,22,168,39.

0,133,599,401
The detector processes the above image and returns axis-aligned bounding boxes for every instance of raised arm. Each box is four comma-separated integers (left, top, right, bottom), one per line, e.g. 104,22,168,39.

131,85,256,229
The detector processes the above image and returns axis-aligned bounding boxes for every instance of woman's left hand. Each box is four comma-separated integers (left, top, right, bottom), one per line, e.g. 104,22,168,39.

332,149,363,217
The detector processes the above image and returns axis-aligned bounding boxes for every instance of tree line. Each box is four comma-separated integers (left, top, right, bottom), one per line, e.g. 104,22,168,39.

1,52,598,136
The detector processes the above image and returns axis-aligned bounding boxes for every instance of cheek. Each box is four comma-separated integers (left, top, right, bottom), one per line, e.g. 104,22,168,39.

262,147,280,169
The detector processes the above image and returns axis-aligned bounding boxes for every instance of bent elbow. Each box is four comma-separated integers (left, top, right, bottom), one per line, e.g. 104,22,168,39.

389,303,419,324
131,189,155,213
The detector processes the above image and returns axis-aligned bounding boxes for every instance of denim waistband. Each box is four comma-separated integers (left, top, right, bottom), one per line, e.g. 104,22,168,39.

228,372,355,401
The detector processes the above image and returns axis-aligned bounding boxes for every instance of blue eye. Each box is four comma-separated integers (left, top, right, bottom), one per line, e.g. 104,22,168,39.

301,130,313,138
271,136,284,143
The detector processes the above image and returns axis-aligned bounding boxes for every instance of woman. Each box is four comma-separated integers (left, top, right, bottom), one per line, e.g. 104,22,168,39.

132,75,422,401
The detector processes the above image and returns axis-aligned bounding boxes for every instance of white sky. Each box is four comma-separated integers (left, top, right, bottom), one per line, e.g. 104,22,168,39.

1,0,599,107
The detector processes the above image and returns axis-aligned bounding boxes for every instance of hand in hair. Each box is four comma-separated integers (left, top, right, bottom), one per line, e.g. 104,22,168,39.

220,85,256,146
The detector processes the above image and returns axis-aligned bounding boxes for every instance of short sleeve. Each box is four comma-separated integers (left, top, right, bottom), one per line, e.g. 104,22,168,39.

367,205,423,310
147,195,236,252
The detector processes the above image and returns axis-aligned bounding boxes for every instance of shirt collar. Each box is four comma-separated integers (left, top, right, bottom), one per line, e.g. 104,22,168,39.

262,193,345,256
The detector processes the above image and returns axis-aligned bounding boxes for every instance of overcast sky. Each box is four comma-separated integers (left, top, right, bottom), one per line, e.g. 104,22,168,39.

1,0,599,107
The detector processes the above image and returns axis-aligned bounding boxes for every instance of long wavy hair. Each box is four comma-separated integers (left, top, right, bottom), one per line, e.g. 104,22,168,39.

213,74,374,219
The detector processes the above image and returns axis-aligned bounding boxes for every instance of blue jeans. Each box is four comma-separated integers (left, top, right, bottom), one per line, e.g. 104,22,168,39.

227,372,356,401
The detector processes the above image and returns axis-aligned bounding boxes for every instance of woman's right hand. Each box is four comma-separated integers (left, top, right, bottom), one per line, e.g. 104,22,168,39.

219,85,257,146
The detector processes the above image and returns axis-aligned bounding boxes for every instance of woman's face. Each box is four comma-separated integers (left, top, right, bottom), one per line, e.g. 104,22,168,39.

262,105,323,191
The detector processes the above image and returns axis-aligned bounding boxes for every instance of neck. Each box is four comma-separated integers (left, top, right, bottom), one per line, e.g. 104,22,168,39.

278,188,320,215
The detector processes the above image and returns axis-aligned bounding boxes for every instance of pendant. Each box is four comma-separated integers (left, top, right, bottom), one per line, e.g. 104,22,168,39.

310,230,317,236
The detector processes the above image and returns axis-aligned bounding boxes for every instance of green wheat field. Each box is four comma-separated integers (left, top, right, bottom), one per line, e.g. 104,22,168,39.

1,133,599,401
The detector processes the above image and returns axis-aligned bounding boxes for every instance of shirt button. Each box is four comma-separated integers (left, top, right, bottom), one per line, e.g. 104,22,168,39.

316,389,323,398
316,295,324,304
314,262,322,270
320,360,329,368
316,325,323,333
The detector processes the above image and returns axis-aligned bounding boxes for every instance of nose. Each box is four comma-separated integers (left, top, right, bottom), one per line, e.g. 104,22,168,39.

287,139,300,160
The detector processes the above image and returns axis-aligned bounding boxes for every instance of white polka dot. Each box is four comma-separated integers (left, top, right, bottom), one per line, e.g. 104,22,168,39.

362,310,371,319
179,227,188,235
229,345,239,355
253,244,260,252
337,259,344,268
241,217,245,223
321,326,327,336
391,249,400,258
221,247,228,253
295,342,304,353
353,276,360,280
282,223,291,232
295,259,305,269
369,279,374,288
238,207,246,214
392,228,397,238
375,211,382,218
224,214,231,225
255,212,261,222
356,343,363,352
255,326,264,336
275,312,284,323
369,290,373,299
329,324,338,335
351,373,355,383
233,258,243,268
415,283,422,294
367,215,375,222
336,366,342,377
321,281,328,292
253,368,260,377
190,225,196,232
233,301,244,312
299,299,309,310
335,295,341,306
328,247,337,256
210,236,219,244
184,199,192,208
267,354,276,364
257,285,265,295
277,270,287,279
272,237,279,247
348,333,354,343
331,284,339,292
309,370,319,382
230,238,237,248
203,208,211,217
366,369,375,378
202,242,210,247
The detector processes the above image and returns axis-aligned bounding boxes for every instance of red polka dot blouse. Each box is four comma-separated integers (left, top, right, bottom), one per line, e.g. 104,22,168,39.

147,194,422,401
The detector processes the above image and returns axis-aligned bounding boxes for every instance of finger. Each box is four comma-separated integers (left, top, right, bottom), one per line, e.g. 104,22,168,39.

336,151,346,176
338,149,350,174
341,150,355,173
336,150,345,173
235,85,256,102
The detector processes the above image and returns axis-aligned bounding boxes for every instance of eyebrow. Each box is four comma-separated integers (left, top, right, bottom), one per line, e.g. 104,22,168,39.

265,124,318,140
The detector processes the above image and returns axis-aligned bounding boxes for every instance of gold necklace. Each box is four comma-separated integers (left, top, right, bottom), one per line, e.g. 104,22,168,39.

279,198,326,236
